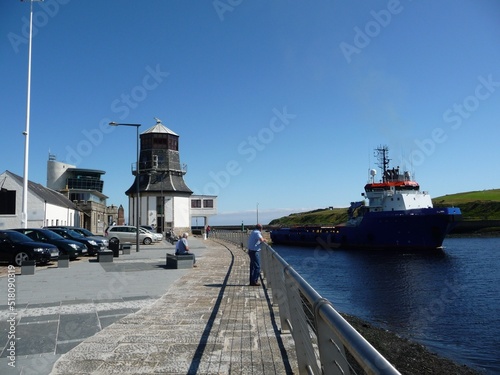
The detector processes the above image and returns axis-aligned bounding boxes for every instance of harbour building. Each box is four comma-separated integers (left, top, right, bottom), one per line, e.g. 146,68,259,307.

125,118,217,235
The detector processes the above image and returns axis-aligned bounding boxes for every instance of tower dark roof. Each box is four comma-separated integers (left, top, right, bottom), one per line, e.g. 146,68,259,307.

125,172,193,196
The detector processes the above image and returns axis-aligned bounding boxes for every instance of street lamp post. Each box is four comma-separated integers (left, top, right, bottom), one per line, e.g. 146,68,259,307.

21,0,43,228
109,122,141,252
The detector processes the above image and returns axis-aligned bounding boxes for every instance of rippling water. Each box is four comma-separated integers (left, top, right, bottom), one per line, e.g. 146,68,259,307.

272,237,500,374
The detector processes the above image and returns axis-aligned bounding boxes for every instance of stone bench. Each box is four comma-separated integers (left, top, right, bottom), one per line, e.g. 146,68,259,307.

97,250,113,263
166,253,194,269
120,242,132,255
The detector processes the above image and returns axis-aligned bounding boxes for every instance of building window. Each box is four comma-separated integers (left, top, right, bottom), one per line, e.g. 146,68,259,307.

157,196,164,214
168,137,178,151
203,199,214,208
191,199,201,208
0,190,16,215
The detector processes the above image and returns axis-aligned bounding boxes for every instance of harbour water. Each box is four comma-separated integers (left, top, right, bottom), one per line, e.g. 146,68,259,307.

272,237,500,374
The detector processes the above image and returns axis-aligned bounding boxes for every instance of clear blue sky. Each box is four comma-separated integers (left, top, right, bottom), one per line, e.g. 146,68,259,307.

1,0,499,225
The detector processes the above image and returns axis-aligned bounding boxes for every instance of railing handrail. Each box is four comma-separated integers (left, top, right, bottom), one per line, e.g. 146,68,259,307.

211,229,401,375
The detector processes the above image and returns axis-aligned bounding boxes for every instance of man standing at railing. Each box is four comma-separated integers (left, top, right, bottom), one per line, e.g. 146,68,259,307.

247,224,267,286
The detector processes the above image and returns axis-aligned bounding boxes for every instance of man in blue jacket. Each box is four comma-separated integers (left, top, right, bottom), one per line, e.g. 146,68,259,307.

247,224,267,286
175,232,197,267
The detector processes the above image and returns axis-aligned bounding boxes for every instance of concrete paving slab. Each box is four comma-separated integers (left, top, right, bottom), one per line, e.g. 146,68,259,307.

0,237,298,374
0,238,206,374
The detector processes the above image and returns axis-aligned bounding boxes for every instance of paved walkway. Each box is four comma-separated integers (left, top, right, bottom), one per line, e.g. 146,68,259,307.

1,237,298,374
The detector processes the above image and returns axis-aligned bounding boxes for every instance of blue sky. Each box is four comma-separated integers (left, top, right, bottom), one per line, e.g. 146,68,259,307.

1,0,499,225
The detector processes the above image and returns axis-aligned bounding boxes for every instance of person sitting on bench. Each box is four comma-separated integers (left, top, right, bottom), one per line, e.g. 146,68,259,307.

175,232,197,267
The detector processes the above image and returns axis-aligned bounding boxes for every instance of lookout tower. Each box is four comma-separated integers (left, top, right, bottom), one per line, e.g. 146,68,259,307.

126,118,193,234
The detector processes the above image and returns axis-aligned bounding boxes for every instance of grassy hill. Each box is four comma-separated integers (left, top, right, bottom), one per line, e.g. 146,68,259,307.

269,189,500,226
433,189,500,220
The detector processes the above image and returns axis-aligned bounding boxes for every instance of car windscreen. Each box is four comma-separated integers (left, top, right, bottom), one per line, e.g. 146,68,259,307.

76,228,94,236
67,229,85,238
41,230,65,240
3,231,34,243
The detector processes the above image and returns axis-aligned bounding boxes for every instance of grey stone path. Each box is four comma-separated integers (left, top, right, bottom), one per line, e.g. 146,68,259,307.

0,237,298,374
0,240,203,374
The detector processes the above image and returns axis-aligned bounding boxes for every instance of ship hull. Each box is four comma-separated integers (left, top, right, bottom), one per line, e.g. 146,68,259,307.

270,207,462,250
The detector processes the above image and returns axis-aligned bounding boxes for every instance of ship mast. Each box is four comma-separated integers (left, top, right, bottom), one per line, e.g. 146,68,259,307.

375,146,390,182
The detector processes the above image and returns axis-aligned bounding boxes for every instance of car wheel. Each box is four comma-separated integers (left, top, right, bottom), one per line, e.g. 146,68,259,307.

143,237,152,245
14,252,30,267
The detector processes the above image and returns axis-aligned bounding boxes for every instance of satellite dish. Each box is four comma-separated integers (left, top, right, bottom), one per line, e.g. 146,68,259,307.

370,169,377,177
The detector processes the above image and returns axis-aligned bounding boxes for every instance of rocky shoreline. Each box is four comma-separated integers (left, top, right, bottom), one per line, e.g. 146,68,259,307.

341,313,481,375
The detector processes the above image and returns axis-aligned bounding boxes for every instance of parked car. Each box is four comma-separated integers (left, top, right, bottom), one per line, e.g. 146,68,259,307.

45,226,109,250
0,230,59,266
105,225,154,245
140,228,163,242
45,228,102,256
13,228,87,259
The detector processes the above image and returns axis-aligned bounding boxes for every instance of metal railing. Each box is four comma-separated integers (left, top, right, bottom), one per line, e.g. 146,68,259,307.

212,230,401,375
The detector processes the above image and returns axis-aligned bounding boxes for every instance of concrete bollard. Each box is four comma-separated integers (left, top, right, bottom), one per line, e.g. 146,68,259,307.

22,260,36,275
121,242,131,255
58,254,69,268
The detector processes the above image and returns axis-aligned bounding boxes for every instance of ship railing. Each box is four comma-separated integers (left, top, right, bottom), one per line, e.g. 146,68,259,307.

211,230,401,375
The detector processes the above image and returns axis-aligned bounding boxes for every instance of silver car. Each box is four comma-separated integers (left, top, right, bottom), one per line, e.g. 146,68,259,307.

105,225,154,245
140,228,163,242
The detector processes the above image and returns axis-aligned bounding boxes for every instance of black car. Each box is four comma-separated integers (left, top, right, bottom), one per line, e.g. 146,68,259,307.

45,226,109,251
0,230,59,266
13,228,87,259
46,228,101,256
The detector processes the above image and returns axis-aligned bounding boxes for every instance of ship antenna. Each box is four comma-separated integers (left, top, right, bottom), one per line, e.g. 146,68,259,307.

375,145,390,182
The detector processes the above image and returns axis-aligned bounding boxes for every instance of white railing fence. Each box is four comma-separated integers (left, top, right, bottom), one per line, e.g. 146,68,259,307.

212,230,400,375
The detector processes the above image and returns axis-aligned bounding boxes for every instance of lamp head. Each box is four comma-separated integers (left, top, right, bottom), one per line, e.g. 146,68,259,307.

109,122,118,126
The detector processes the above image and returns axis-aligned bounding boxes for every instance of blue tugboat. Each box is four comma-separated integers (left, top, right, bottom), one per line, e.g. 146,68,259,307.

270,146,462,250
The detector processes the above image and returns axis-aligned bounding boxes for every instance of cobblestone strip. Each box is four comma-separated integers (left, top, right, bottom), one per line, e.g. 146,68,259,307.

51,240,297,374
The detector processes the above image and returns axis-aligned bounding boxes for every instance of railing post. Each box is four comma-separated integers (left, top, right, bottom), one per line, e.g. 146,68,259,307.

284,268,321,375
262,244,292,333
315,298,351,375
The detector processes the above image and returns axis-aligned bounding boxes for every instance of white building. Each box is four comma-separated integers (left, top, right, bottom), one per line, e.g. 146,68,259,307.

0,170,79,229
124,119,217,235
